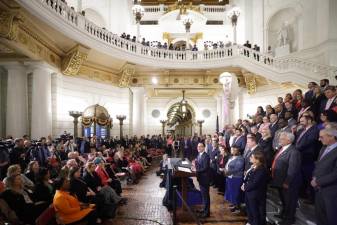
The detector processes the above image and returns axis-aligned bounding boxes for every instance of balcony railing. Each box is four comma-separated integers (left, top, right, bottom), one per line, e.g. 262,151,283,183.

18,0,337,79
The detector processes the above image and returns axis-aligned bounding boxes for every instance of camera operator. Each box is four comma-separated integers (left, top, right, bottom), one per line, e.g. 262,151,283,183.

31,137,51,167
0,142,10,180
9,138,27,170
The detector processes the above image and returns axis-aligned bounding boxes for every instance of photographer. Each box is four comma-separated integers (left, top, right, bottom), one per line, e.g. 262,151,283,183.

9,139,26,171
31,137,51,167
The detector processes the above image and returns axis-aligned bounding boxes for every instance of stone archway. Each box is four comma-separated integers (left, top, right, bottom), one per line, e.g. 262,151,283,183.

166,102,196,137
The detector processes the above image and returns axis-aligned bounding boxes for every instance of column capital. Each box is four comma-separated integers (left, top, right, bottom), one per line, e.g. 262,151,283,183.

24,61,58,74
0,61,26,70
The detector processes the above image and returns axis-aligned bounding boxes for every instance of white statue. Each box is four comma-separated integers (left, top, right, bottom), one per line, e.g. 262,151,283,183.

277,22,289,47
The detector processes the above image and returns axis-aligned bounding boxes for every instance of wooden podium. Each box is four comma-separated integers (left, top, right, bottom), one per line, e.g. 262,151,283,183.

172,167,196,210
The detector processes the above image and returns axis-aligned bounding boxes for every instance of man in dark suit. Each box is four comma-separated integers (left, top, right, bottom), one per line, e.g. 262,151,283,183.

250,126,262,143
182,136,192,160
269,114,279,138
195,142,211,218
271,132,301,225
244,135,262,172
233,128,247,154
304,82,317,102
296,115,320,200
320,86,337,121
209,139,220,187
311,128,337,225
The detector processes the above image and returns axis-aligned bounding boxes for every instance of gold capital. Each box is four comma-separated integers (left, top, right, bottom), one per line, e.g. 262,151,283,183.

62,45,89,76
119,63,136,88
0,10,23,40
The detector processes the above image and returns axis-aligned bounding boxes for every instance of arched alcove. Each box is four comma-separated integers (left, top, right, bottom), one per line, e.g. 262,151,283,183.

267,8,300,52
84,8,107,28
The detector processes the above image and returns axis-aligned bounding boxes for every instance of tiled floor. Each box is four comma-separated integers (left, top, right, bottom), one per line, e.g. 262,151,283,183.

107,164,246,225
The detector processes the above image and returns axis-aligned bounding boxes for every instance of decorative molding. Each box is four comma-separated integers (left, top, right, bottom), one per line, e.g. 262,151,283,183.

15,28,62,67
61,45,89,76
119,63,136,88
0,10,23,40
244,74,257,95
0,42,14,53
78,64,119,85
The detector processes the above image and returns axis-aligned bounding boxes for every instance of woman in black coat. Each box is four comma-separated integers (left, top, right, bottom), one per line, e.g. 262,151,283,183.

241,151,268,225
33,168,54,215
258,128,274,169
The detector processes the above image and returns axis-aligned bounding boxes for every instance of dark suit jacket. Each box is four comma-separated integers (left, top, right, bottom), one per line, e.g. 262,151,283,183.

196,152,210,187
244,166,268,199
258,137,274,168
243,146,262,172
210,147,220,170
304,90,314,102
313,145,337,195
320,96,337,113
271,145,301,188
295,126,320,164
233,135,247,154
269,123,279,137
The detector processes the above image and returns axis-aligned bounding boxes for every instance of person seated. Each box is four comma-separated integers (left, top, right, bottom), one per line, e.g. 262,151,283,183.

53,177,100,225
0,174,37,224
3,164,34,192
25,160,40,184
94,158,122,196
33,167,54,216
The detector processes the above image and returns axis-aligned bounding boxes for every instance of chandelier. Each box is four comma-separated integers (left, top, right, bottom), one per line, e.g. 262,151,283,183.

180,90,188,118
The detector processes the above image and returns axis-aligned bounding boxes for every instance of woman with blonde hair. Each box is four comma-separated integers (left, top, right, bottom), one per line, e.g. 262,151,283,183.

258,128,274,169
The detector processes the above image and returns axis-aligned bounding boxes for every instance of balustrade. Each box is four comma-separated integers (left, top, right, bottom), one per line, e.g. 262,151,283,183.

20,0,335,78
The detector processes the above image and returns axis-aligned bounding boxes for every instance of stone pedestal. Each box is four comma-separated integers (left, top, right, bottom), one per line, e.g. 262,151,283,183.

275,44,290,57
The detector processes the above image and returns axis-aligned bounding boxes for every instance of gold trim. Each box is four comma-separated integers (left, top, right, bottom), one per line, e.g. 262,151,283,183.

62,44,89,76
0,10,23,40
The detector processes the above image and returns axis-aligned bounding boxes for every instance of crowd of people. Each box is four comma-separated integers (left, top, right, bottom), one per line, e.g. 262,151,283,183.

0,133,165,225
158,78,337,225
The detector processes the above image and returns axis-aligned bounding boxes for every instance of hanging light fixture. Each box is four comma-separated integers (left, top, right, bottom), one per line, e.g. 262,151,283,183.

180,90,187,118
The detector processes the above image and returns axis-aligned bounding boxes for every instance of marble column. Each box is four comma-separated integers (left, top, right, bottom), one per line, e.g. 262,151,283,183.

3,62,28,138
131,87,145,135
26,62,54,139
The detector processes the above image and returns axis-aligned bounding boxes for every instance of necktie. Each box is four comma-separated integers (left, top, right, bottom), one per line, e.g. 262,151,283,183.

271,147,284,178
319,146,335,160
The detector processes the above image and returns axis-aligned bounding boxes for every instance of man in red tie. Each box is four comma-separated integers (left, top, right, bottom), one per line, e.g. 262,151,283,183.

270,132,301,225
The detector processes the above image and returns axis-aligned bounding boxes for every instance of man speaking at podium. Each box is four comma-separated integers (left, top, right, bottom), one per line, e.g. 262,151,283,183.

195,142,211,218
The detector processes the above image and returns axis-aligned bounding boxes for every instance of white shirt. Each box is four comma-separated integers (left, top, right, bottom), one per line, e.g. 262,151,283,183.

325,96,336,110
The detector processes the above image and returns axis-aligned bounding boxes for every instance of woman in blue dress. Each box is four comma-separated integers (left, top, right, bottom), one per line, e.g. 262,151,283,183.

224,146,244,214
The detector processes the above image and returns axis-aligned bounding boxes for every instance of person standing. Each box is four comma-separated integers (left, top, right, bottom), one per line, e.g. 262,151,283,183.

311,128,337,225
242,151,268,225
271,132,301,225
195,142,211,218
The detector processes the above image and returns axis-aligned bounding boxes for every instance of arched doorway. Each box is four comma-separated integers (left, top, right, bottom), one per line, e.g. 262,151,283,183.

166,102,195,137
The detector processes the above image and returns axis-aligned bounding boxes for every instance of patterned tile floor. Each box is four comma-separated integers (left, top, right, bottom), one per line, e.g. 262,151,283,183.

106,163,246,225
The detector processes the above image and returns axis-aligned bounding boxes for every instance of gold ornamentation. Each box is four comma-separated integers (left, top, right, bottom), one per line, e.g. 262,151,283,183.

166,2,200,15
162,32,174,44
0,10,22,40
119,63,136,88
244,74,257,94
190,32,203,44
62,45,89,76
